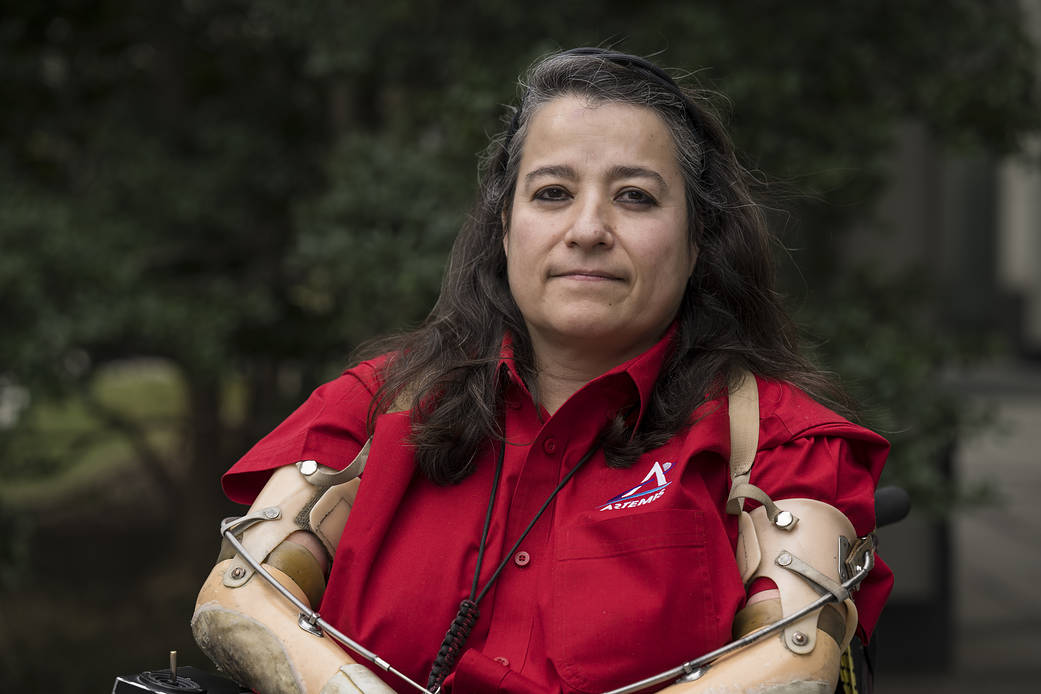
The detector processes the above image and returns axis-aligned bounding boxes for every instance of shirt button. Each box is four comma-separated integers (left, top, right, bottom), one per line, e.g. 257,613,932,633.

513,550,531,567
494,656,510,667
542,438,557,455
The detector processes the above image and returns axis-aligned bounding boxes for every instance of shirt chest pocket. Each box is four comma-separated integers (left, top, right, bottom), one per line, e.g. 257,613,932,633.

547,508,721,694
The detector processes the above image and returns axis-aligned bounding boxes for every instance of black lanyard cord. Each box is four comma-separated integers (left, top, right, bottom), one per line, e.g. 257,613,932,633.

470,442,505,601
426,438,602,691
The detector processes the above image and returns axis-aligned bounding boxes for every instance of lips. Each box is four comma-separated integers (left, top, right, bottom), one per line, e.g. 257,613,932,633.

550,269,623,281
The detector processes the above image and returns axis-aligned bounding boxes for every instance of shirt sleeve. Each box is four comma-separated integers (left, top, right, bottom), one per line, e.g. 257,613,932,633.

748,432,894,641
221,358,385,505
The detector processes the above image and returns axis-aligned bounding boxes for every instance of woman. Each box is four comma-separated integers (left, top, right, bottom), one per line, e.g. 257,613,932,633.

193,48,892,694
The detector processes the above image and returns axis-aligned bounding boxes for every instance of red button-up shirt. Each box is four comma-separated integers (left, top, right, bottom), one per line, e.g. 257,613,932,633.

223,333,892,694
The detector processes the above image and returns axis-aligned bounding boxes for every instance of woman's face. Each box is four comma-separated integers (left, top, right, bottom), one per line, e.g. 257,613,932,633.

504,94,696,365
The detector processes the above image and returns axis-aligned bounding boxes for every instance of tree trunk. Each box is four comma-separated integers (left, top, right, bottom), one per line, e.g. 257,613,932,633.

180,374,239,577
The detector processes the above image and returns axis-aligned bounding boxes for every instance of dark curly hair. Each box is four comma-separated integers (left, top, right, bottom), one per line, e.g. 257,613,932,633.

359,48,847,485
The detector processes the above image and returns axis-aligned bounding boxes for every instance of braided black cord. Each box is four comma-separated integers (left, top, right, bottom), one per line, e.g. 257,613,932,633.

427,444,504,691
427,598,480,691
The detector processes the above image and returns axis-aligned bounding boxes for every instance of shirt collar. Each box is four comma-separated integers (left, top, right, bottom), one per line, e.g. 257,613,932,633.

498,331,526,393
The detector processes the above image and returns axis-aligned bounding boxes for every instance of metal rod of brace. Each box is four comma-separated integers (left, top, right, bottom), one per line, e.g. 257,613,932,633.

220,512,875,694
600,554,875,694
220,517,434,694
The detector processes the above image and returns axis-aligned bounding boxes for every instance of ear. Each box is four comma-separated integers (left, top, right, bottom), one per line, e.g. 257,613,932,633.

687,243,699,277
501,209,510,257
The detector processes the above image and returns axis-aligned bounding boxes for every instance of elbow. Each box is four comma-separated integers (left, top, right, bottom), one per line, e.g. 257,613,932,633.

191,559,317,694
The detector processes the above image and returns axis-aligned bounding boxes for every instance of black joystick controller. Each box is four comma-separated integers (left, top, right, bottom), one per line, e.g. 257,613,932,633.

112,650,248,694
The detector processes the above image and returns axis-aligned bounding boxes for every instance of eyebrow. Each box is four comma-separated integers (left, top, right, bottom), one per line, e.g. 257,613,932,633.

522,164,669,191
524,165,577,187
608,165,669,191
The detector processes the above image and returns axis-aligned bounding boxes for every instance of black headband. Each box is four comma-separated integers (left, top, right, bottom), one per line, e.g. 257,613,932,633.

502,47,704,155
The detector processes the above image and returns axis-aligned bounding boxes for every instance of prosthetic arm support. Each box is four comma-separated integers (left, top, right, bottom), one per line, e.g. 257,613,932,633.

192,371,878,694
192,441,419,694
603,371,879,694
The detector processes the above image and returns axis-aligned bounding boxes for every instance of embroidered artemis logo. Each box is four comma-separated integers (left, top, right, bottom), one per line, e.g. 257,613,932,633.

599,461,674,511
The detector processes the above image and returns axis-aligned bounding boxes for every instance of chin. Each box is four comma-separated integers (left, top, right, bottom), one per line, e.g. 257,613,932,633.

550,311,622,336
550,318,648,351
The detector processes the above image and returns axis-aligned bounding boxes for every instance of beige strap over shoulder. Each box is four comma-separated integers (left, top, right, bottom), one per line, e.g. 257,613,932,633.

726,370,792,528
726,369,759,493
724,368,860,656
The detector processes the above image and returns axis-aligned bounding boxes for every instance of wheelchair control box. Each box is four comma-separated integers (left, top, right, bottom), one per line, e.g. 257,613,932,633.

113,657,248,694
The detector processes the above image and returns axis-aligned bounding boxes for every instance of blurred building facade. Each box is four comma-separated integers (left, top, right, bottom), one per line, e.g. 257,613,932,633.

845,1,1041,359
862,3,1041,689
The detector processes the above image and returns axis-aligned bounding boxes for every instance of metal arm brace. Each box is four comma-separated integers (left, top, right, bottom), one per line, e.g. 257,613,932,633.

219,513,433,694
600,535,876,694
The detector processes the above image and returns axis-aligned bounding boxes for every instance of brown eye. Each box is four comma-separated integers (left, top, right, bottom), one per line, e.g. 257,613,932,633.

533,186,571,202
617,188,656,206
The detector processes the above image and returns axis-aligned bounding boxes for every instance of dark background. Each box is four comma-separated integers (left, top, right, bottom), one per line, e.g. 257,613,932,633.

2,1,1040,691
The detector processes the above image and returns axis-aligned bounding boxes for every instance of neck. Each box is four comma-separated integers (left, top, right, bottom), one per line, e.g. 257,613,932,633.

531,338,646,414
535,365,596,415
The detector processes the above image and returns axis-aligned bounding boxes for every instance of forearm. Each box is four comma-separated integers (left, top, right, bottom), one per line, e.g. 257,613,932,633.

192,453,396,693
194,557,396,694
657,626,840,694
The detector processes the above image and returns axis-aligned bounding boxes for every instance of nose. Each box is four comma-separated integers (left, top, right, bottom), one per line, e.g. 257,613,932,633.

563,194,613,250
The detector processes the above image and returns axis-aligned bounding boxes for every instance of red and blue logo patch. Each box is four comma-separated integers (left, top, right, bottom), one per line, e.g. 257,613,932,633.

599,461,673,511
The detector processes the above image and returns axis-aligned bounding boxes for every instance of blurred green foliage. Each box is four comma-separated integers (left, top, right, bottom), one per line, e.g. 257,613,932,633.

3,0,1039,515
4,0,1037,501
0,1,1039,687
